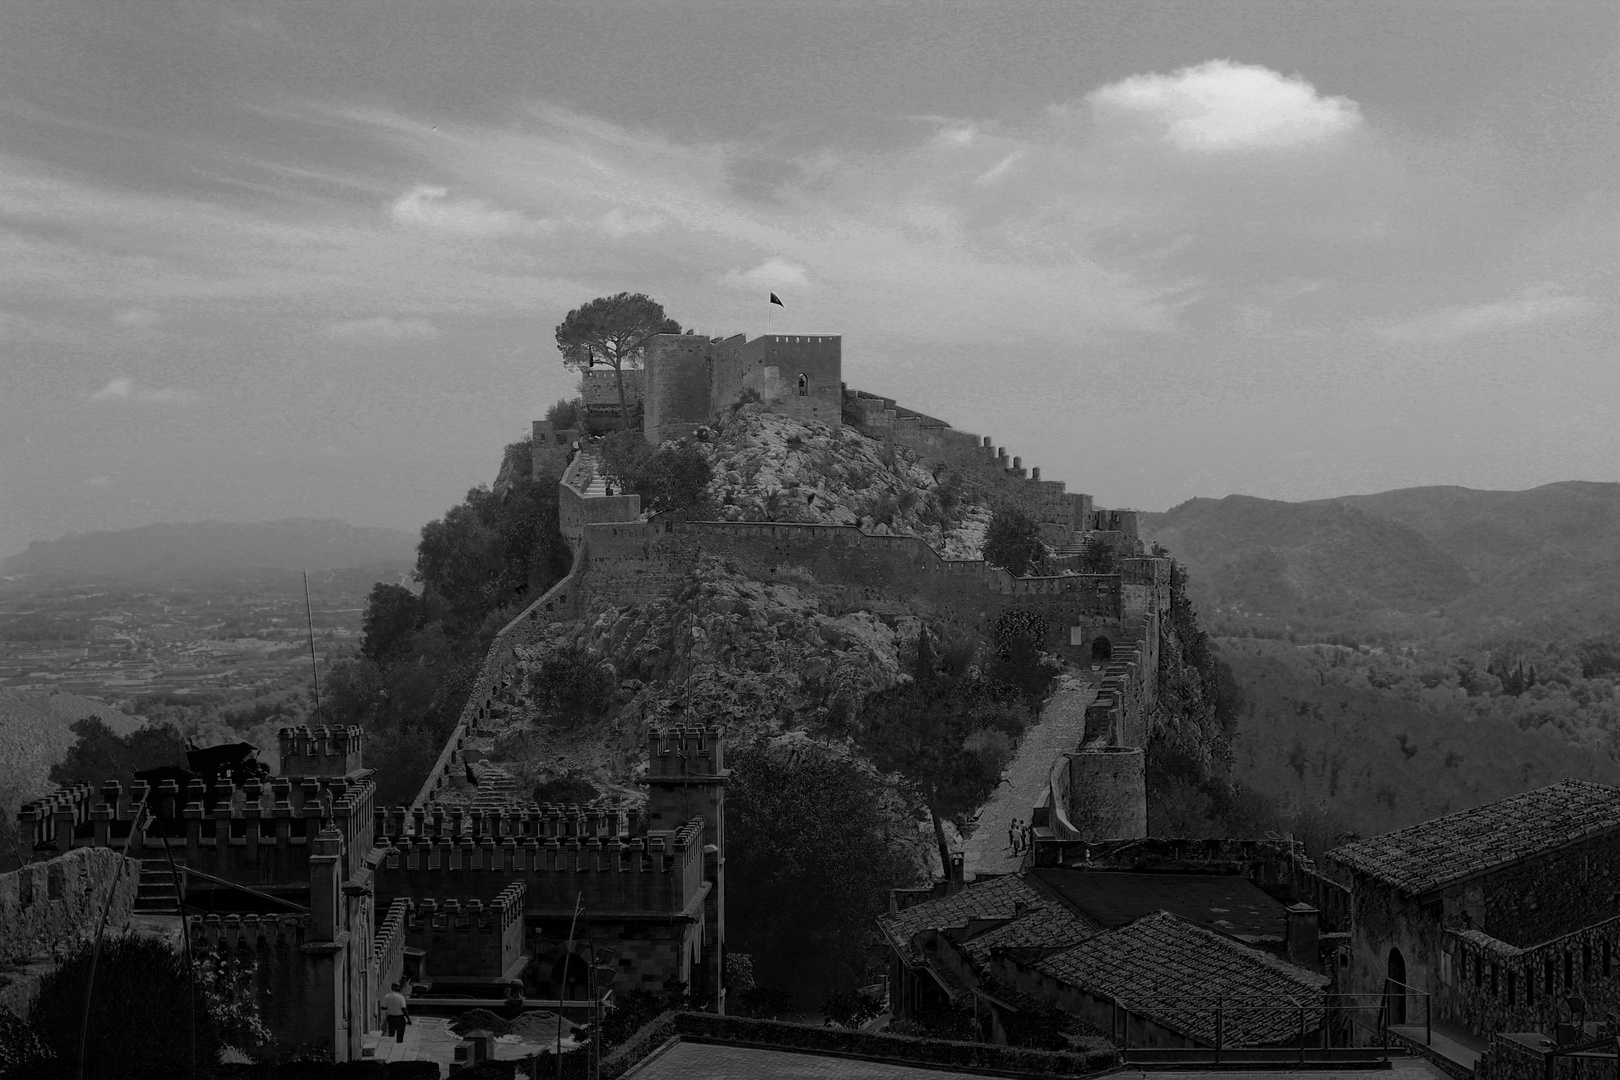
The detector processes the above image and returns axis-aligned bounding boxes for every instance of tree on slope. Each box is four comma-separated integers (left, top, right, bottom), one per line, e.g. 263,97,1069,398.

855,632,1028,880
982,505,1045,577
555,293,682,426
726,739,908,1005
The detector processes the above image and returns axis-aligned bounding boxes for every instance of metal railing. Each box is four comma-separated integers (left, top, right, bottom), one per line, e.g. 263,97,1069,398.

1110,992,1409,1063
1381,977,1434,1046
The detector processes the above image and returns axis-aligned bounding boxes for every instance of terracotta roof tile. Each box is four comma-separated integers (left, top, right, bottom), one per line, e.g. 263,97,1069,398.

1033,911,1328,1047
1326,780,1620,895
878,876,1065,966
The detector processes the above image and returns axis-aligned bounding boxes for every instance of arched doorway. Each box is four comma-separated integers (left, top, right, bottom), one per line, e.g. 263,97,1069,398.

796,373,809,396
1387,948,1408,1025
1090,636,1112,664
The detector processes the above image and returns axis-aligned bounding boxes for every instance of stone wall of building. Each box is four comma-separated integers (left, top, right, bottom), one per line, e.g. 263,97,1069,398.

1480,834,1620,947
645,335,718,445
580,367,644,409
403,885,525,980
1442,914,1620,1038
191,914,342,1060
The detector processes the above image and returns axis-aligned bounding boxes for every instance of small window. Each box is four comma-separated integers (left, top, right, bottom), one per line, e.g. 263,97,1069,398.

1605,940,1612,977
1546,959,1556,994
1473,953,1483,988
1491,964,1499,996
1507,970,1517,1005
1526,967,1535,1006
1585,944,1593,982
1565,950,1574,990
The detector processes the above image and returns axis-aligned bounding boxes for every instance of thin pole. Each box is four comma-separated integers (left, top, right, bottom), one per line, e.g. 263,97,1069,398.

78,805,148,1080
161,835,196,1078
303,570,321,713
559,893,582,1080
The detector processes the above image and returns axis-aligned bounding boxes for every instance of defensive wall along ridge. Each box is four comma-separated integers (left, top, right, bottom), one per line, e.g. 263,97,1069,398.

422,372,1169,845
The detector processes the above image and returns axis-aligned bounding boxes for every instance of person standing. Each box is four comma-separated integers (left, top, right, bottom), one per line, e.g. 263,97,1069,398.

383,982,409,1043
1008,819,1018,853
1022,821,1034,854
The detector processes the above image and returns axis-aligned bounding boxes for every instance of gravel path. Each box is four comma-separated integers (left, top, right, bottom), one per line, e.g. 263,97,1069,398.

962,678,1096,881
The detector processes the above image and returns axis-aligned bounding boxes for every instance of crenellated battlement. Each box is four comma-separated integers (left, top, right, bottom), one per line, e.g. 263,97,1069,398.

376,827,699,875
278,724,365,778
189,912,312,953
646,725,726,779
376,801,640,842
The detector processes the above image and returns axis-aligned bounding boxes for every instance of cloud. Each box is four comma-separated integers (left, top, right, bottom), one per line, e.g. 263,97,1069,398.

1085,60,1362,151
114,308,162,328
599,208,664,238
91,377,196,402
975,152,1022,186
326,316,439,340
721,258,811,291
1375,287,1595,343
389,184,554,237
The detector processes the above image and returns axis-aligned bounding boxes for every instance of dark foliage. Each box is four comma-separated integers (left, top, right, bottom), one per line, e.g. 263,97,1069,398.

820,986,882,1029
49,717,187,787
983,610,1060,704
982,505,1045,577
543,398,580,430
24,933,222,1080
856,674,1027,880
725,741,909,1004
729,985,796,1020
595,432,714,516
318,468,572,805
525,643,617,728
531,772,600,805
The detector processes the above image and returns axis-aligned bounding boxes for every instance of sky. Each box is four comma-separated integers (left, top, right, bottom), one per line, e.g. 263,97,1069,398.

2,1,1616,558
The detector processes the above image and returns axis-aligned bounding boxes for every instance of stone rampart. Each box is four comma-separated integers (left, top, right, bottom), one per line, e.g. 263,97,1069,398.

0,845,139,964
373,820,706,916
190,913,339,1058
403,883,526,979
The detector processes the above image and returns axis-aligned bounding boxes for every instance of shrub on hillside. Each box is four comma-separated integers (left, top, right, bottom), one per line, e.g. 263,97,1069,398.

982,506,1045,577
525,644,617,728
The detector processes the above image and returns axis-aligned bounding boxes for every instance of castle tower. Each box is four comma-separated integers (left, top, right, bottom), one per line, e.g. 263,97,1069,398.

644,724,727,1010
278,725,364,779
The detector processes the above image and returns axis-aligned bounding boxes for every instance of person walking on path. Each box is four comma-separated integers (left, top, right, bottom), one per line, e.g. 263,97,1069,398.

383,982,410,1043
1008,819,1018,854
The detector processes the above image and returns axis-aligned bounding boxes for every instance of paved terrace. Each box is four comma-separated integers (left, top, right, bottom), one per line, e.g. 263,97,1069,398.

963,675,1097,880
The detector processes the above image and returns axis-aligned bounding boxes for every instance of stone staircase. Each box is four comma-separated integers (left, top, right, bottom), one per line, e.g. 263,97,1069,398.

133,856,185,914
469,762,521,811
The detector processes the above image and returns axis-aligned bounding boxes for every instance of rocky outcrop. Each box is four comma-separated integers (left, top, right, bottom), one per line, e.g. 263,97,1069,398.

0,847,141,1015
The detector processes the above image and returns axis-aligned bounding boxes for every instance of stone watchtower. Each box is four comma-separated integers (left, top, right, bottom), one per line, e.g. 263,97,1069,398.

643,725,727,1009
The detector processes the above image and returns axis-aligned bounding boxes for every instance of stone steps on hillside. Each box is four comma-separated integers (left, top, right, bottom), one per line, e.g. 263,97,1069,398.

133,860,186,913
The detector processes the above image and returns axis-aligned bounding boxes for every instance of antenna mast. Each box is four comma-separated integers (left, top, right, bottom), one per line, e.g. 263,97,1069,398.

303,570,321,713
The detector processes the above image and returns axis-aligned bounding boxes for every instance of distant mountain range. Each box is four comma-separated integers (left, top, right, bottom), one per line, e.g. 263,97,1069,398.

2,519,418,586
1142,481,1620,638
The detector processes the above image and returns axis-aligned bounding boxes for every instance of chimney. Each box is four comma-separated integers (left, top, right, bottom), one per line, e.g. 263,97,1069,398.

1286,903,1321,972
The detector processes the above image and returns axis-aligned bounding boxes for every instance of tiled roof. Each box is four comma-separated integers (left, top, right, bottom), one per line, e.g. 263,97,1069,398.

877,875,1059,967
1326,779,1620,895
1027,868,1287,941
955,903,1098,966
1034,911,1329,1047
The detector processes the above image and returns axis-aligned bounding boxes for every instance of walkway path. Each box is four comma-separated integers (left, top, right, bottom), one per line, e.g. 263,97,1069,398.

962,677,1096,881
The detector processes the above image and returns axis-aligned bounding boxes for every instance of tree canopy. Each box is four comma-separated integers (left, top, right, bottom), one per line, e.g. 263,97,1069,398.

725,739,911,1005
49,717,187,788
982,505,1045,577
855,638,1028,880
555,293,681,423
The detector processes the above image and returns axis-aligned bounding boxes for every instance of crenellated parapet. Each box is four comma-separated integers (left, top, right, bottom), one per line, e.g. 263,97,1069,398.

278,724,364,778
189,912,312,953
646,725,726,779
377,801,640,843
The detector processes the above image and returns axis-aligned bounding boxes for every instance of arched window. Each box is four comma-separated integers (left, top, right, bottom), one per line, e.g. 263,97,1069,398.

1090,636,1112,663
797,373,809,396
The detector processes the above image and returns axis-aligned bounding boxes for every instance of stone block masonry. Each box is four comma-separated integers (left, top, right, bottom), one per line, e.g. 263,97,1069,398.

0,846,140,1013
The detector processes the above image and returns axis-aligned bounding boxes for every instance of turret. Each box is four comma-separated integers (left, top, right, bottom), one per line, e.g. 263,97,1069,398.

278,725,364,779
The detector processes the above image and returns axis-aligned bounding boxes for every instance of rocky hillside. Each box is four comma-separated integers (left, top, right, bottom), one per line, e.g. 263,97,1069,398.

698,409,993,559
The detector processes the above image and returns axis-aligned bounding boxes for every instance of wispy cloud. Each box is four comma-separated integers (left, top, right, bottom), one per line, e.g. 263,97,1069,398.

389,184,554,238
326,316,439,340
1084,61,1362,151
114,308,162,328
91,377,196,402
722,258,810,291
1376,287,1594,343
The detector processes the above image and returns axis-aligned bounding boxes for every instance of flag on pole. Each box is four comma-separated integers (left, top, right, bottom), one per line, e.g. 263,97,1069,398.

769,293,784,307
